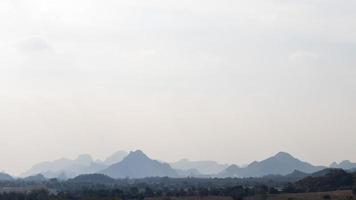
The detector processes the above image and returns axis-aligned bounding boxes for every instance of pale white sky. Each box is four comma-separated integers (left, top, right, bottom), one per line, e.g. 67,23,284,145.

0,0,356,175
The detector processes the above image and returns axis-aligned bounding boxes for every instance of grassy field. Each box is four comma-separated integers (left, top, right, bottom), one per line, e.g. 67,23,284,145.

147,190,355,200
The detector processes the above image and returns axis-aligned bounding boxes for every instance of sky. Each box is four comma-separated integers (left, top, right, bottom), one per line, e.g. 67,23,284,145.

0,0,356,176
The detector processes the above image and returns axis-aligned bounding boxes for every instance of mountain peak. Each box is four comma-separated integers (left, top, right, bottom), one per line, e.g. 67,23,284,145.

274,152,294,159
129,150,147,157
123,150,151,163
219,151,323,178
226,164,240,170
330,162,338,167
132,149,144,154
101,150,178,178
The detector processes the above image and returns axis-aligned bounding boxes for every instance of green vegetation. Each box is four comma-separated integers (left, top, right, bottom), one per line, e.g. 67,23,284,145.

0,169,356,200
246,190,355,200
150,190,356,200
295,169,353,192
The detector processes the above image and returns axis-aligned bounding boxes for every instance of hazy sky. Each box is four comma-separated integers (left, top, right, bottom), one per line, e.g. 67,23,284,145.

1,0,356,175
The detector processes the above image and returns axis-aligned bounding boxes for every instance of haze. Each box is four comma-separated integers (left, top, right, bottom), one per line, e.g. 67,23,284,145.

0,0,355,176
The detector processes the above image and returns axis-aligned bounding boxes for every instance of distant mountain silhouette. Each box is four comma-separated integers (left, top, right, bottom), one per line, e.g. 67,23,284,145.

261,169,309,183
102,151,128,165
218,152,325,177
21,154,107,178
101,150,178,178
330,160,356,170
174,168,202,177
218,164,241,177
19,150,345,179
0,172,13,181
296,168,353,192
285,170,309,179
309,168,341,177
23,174,46,182
70,174,115,184
171,159,229,174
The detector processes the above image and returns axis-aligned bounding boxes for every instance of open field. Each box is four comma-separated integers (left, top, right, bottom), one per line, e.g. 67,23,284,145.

147,190,355,200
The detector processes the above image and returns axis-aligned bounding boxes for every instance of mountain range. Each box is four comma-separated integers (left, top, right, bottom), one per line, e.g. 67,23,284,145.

170,159,229,175
15,150,356,180
330,160,356,170
21,151,128,178
218,152,325,178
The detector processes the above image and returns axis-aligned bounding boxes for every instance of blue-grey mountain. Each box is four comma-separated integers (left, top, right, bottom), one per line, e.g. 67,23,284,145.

218,152,325,177
101,150,178,178
330,160,356,170
23,174,46,182
0,172,13,181
70,174,116,184
21,154,107,178
171,159,229,175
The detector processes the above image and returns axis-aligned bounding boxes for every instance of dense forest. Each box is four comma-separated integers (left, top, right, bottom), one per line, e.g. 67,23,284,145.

0,169,356,200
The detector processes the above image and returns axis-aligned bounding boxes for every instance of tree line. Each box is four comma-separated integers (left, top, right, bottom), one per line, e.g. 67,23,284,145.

0,169,355,200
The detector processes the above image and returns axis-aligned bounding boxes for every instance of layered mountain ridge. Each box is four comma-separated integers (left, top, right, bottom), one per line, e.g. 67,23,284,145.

218,152,325,177
15,150,356,180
